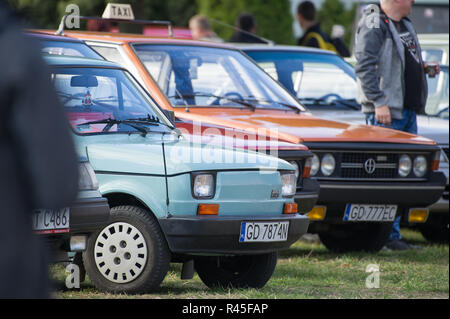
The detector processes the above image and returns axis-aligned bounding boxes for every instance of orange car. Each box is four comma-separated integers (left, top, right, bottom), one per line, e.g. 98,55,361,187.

38,23,446,252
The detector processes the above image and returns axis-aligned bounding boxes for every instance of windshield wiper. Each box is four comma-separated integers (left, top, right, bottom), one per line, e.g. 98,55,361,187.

168,92,256,111
76,118,150,136
240,96,302,113
123,114,175,129
299,97,360,110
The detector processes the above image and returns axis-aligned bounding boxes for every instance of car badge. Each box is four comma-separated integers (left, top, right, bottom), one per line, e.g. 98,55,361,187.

271,190,280,199
364,158,376,174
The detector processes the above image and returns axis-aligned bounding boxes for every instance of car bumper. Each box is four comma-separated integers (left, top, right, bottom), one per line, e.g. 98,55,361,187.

159,214,309,255
309,172,446,225
294,178,320,214
69,194,110,234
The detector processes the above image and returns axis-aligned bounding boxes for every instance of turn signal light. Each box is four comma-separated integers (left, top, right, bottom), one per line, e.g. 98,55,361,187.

303,158,312,178
431,151,440,171
197,204,219,215
307,206,327,221
283,203,298,214
408,208,429,223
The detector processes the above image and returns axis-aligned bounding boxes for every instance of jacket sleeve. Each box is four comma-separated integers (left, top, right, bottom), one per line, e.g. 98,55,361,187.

354,21,388,108
3,26,79,210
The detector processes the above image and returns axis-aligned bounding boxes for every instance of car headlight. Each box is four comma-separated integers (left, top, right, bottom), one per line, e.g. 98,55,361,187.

192,174,215,198
281,172,297,197
289,161,300,180
398,154,412,177
321,153,336,176
413,156,427,177
310,154,320,176
78,162,99,191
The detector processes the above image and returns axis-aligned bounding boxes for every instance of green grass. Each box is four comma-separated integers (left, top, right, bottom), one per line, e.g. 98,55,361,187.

51,229,449,299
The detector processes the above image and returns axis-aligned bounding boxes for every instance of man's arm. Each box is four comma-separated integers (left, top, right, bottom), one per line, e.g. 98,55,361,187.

354,21,387,108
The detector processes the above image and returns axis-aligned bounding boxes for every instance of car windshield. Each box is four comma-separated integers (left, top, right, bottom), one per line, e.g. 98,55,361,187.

246,50,358,108
51,67,174,135
133,44,304,111
39,40,104,59
425,66,449,119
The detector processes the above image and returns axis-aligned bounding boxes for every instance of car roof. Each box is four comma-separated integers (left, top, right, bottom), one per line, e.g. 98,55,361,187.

33,29,238,50
235,43,338,56
43,54,122,68
26,30,86,43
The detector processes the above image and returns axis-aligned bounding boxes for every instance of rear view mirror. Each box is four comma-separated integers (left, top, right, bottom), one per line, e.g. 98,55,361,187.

71,75,98,88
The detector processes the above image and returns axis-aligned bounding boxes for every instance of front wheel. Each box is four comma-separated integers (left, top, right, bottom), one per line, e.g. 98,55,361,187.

83,206,170,294
318,222,394,253
194,252,278,289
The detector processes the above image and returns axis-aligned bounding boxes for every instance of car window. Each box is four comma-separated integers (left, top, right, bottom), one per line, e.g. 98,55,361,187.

39,40,103,59
425,66,449,118
51,67,172,135
246,50,357,106
90,46,126,66
422,48,444,64
133,44,304,111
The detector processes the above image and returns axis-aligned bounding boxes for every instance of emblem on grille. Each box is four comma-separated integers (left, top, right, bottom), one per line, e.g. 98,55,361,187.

364,158,376,174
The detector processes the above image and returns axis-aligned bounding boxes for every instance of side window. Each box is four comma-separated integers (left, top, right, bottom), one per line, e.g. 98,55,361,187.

90,45,126,66
299,62,357,99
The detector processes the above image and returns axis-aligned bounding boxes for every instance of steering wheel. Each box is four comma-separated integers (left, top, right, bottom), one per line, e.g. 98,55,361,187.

319,93,343,102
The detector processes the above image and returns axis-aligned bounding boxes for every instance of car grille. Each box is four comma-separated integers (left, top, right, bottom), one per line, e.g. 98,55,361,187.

340,153,398,179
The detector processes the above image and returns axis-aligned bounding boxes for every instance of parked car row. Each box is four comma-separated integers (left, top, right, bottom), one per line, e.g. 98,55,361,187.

28,9,448,294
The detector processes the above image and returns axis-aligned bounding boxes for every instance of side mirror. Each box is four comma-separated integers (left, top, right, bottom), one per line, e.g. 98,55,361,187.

163,109,176,123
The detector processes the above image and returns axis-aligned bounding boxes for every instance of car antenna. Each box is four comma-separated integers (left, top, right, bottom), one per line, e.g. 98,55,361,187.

208,18,275,46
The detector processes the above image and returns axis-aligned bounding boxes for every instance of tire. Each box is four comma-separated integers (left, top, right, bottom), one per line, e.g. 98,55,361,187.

419,214,449,244
83,206,170,294
194,252,278,289
318,222,394,253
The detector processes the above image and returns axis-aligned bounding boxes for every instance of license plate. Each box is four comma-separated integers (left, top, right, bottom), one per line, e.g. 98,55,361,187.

33,208,70,234
343,204,397,222
239,221,289,242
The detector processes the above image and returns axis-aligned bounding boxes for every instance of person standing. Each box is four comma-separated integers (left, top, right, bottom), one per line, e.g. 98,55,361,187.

296,1,350,57
228,13,267,44
0,3,79,297
354,0,438,250
189,15,223,43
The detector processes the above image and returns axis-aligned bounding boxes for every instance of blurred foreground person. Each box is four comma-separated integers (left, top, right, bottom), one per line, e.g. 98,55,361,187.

189,15,223,42
0,3,78,298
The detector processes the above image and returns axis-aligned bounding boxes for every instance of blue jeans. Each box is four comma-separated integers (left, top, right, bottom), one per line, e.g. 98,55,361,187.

365,109,418,241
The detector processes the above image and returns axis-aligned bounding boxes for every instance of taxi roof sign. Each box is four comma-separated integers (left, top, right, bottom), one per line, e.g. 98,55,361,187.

102,3,134,20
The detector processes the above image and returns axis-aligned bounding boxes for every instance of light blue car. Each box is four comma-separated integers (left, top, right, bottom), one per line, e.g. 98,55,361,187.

45,55,312,294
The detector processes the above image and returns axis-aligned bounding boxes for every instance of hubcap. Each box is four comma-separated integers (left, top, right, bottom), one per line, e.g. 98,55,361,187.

94,222,148,284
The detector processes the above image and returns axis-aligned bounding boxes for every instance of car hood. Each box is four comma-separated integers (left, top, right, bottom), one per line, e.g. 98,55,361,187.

311,109,448,146
176,109,435,145
83,134,292,176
